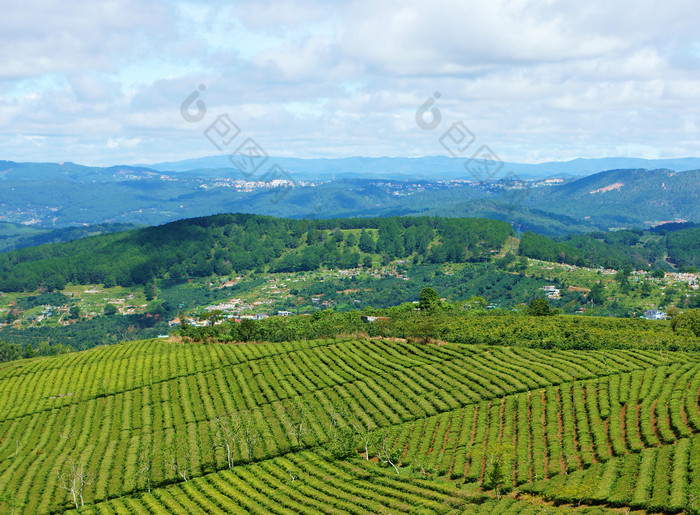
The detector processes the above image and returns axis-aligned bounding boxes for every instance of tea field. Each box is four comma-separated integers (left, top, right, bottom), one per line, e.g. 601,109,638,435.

0,335,698,513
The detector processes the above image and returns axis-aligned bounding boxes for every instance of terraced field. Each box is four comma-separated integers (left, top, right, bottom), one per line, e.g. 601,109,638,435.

0,337,698,513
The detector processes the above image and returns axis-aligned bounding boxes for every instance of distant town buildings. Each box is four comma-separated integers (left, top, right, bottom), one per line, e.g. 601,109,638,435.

541,285,561,300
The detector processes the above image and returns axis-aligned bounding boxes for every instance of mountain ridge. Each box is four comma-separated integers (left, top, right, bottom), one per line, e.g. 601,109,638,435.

141,155,700,180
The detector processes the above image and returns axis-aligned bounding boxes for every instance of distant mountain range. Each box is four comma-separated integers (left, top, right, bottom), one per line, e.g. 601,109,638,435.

144,155,700,180
0,158,698,248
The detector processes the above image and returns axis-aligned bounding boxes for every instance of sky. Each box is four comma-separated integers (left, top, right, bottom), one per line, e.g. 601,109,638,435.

1,0,699,166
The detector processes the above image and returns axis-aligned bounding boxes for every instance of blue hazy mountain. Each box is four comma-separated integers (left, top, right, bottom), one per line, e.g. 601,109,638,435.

144,155,700,180
1,158,699,242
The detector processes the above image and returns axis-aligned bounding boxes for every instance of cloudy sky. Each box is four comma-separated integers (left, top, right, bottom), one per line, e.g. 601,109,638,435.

1,0,699,166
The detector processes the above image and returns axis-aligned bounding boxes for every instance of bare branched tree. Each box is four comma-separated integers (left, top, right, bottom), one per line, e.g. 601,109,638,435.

352,417,375,460
241,412,263,463
378,433,400,475
327,399,348,430
212,411,264,467
136,442,156,493
283,400,308,449
165,433,192,482
212,415,236,470
56,458,92,509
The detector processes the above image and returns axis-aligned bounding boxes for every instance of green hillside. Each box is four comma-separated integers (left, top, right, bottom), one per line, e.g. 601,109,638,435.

522,168,700,229
520,224,700,271
0,214,513,292
0,222,140,253
1,212,698,355
1,330,699,513
2,211,698,296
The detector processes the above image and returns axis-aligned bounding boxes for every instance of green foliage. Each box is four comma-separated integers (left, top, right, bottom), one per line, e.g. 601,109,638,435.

495,252,517,270
483,444,514,498
418,287,441,312
588,282,605,305
519,231,586,266
326,427,356,459
528,298,554,316
520,225,700,271
180,306,700,352
464,295,487,310
672,309,700,337
0,341,21,362
0,313,167,355
0,214,513,292
236,319,256,341
358,228,376,253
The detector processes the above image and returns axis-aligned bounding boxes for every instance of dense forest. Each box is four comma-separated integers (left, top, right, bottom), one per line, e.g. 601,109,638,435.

519,224,700,271
1,212,697,295
0,214,513,292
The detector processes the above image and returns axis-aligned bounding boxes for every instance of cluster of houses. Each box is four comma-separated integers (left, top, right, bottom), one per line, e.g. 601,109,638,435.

169,312,271,328
643,309,667,320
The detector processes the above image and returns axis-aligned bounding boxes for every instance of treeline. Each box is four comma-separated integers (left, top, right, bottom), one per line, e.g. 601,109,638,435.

0,214,512,292
0,314,168,359
0,221,140,252
179,305,700,352
519,225,700,271
0,339,74,363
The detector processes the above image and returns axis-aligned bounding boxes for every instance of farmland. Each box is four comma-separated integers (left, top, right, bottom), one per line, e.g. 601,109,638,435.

1,330,699,513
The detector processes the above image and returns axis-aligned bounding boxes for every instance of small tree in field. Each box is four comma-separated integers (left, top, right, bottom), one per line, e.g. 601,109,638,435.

324,400,355,459
240,412,263,463
528,298,553,316
418,287,441,312
483,444,513,500
212,415,236,470
212,410,264,466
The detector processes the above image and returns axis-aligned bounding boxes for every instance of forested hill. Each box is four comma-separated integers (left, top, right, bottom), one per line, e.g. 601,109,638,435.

0,214,513,292
519,223,700,271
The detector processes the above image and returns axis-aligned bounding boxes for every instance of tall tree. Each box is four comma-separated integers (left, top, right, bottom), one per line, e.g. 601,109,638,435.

418,287,441,312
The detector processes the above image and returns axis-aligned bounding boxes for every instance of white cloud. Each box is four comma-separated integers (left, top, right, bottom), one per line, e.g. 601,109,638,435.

253,35,336,81
0,0,172,79
0,0,699,165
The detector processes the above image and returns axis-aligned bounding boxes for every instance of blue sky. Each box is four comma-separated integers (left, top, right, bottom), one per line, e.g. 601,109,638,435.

1,0,699,166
